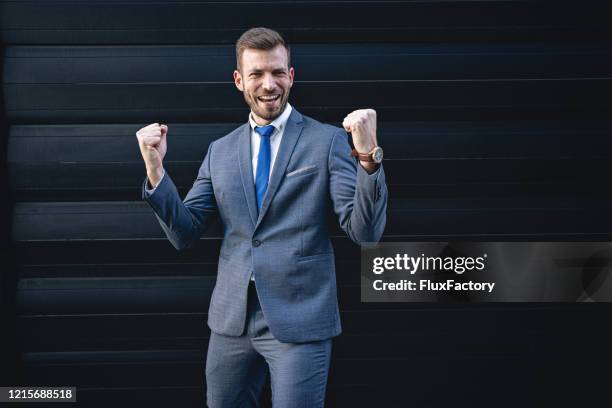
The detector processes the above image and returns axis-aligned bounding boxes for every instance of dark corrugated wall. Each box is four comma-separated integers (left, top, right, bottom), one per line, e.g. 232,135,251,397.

2,1,612,406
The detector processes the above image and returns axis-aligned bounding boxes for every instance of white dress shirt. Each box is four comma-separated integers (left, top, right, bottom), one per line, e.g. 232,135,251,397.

249,103,292,182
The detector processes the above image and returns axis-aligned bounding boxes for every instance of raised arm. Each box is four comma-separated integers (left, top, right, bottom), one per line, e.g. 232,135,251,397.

329,110,387,244
137,123,218,250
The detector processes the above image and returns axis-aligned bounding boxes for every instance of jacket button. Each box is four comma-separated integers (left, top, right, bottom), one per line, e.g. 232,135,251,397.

252,239,261,247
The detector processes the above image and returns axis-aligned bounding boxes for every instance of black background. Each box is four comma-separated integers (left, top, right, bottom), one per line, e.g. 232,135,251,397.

1,1,612,407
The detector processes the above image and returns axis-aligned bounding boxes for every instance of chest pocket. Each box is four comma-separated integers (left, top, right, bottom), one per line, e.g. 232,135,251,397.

286,164,317,178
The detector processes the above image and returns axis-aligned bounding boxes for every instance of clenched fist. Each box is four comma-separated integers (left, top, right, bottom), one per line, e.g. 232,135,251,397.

136,123,168,186
342,109,378,154
342,109,379,173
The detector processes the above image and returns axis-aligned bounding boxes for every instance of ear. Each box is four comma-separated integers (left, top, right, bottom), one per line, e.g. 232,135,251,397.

233,70,244,91
288,67,295,88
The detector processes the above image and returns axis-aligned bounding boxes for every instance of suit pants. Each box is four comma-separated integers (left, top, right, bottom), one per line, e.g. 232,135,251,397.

205,281,332,408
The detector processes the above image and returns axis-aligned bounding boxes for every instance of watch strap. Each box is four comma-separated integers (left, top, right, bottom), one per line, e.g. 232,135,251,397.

351,148,375,162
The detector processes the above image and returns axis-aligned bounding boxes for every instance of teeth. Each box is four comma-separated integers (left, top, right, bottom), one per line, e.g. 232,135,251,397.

259,95,279,101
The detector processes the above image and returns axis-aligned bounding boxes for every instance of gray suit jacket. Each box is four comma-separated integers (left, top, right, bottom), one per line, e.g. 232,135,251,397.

142,108,387,343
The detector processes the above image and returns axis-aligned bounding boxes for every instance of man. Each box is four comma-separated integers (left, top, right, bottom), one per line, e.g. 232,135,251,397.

136,27,387,407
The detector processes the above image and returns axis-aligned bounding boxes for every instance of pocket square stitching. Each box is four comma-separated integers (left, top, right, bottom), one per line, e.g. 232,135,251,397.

287,165,317,177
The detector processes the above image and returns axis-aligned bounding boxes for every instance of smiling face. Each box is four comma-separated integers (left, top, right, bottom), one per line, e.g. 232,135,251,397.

233,45,294,125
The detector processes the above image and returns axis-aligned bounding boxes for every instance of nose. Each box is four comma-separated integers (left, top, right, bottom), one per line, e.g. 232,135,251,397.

262,73,275,92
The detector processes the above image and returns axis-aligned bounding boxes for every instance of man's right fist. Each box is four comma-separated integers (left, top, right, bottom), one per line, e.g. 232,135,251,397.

136,123,168,184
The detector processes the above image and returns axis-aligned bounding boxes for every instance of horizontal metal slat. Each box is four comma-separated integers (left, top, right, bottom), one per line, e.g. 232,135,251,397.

2,1,609,44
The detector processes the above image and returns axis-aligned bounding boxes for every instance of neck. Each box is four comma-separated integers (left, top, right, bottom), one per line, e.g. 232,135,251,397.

251,103,289,126
251,113,272,126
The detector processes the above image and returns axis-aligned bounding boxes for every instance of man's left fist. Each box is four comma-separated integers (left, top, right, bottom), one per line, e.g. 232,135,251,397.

342,109,378,154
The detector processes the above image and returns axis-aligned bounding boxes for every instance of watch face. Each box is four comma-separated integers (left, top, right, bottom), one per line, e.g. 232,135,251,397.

372,147,384,163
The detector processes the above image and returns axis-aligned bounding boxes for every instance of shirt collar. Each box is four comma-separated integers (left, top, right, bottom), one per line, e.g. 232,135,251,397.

248,103,293,134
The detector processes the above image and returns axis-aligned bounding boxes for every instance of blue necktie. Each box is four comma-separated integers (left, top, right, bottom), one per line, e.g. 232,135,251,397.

255,125,275,211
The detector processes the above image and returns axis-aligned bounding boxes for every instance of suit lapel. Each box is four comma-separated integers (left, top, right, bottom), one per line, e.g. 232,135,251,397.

256,109,304,229
238,123,258,227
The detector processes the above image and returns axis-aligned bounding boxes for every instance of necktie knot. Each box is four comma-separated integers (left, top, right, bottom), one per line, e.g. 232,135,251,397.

255,125,275,138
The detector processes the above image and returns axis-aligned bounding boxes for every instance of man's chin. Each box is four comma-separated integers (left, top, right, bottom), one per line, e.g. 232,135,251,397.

254,105,284,121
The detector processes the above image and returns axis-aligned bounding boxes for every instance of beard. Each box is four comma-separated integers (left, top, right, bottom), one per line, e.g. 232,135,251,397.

243,89,290,123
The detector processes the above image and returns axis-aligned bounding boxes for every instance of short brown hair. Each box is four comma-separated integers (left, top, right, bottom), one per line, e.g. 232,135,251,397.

235,27,290,70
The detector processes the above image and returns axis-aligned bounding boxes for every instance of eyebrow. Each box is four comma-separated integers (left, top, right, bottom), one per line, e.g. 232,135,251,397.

248,67,288,74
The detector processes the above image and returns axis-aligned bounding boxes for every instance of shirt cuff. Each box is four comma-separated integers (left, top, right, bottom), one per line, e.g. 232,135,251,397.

144,169,165,194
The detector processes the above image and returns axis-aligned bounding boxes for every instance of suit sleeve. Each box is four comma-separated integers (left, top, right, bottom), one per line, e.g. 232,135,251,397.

142,142,218,250
328,129,388,244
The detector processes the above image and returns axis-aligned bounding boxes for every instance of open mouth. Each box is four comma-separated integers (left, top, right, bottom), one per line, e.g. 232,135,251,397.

257,94,280,103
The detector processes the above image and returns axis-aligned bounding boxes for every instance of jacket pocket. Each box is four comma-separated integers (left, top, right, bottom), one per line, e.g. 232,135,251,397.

297,252,333,263
286,164,317,177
